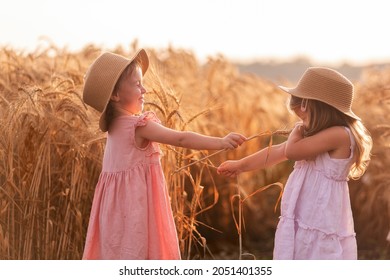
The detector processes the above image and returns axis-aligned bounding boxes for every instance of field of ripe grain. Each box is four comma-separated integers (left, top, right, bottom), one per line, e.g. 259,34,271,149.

0,43,389,259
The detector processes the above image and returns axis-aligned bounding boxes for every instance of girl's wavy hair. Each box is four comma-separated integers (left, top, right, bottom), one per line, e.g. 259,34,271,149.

289,95,373,179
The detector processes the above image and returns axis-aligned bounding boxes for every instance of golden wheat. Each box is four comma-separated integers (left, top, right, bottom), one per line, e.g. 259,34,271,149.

0,44,389,260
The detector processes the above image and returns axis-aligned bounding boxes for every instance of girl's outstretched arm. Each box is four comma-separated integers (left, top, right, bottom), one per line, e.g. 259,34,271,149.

217,142,288,178
136,120,246,150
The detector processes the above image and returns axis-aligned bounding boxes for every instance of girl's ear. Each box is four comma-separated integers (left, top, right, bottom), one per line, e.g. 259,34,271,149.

301,98,308,112
110,94,120,102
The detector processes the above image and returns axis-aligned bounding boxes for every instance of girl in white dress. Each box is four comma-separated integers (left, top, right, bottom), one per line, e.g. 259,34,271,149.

218,67,372,259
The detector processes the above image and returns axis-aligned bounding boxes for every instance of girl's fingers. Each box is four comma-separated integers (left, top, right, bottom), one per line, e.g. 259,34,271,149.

217,168,237,178
233,133,246,145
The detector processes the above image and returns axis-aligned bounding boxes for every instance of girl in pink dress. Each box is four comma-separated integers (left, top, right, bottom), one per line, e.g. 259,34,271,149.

82,50,246,260
218,67,372,259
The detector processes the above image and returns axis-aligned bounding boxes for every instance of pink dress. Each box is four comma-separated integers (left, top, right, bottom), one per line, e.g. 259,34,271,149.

82,112,181,260
273,127,357,259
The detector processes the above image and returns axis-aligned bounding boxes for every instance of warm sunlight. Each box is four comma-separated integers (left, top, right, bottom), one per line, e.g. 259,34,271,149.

0,1,389,278
1,0,390,65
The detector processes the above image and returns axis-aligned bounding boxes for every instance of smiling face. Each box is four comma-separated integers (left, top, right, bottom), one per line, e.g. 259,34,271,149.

111,64,146,114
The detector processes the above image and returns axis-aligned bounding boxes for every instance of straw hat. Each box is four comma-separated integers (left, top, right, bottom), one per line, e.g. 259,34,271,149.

83,49,149,131
278,67,360,120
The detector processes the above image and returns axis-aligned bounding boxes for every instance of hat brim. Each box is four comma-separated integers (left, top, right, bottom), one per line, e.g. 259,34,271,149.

278,85,306,99
99,110,109,132
277,86,361,121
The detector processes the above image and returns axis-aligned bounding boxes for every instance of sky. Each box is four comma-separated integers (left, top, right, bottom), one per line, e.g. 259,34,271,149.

1,0,390,66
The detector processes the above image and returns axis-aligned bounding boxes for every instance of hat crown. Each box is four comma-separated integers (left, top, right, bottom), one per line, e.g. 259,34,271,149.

296,67,353,111
279,67,359,120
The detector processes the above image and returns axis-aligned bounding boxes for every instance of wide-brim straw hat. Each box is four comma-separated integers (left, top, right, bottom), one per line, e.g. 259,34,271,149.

83,49,149,132
278,67,360,120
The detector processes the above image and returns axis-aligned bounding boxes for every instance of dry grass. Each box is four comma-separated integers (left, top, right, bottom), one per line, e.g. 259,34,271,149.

348,67,390,258
0,42,389,259
0,45,103,259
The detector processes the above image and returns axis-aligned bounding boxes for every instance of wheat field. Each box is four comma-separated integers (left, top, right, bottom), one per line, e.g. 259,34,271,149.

0,42,389,259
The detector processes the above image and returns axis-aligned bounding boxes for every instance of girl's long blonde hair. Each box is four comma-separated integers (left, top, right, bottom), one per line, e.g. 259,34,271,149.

289,96,373,179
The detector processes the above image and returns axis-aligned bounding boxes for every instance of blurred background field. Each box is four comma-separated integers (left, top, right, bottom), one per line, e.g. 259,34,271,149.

0,44,389,260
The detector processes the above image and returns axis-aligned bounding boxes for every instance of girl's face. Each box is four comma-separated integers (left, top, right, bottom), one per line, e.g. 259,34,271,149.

289,96,309,128
113,66,146,114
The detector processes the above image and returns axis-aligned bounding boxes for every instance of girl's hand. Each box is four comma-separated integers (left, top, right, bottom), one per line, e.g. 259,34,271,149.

221,133,247,149
217,160,241,178
288,122,304,141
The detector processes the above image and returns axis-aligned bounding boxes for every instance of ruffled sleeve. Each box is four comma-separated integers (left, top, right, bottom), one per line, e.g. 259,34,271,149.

135,111,161,127
135,111,162,157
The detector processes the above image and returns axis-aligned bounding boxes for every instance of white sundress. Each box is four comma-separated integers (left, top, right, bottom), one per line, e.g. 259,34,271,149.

273,127,357,260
